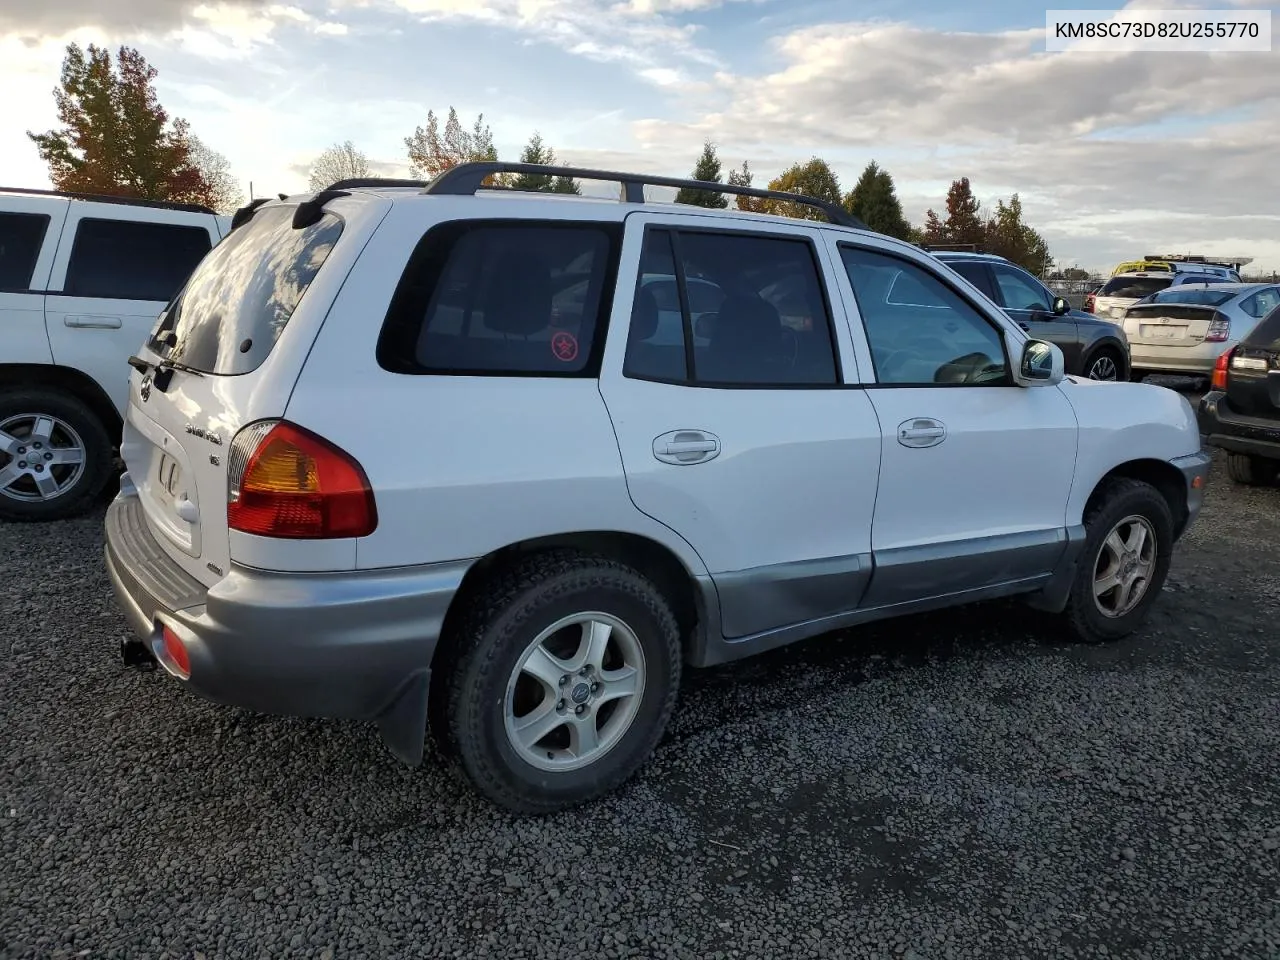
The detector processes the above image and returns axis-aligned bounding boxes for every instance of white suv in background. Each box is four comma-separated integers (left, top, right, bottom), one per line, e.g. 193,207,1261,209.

0,188,229,521
104,165,1211,814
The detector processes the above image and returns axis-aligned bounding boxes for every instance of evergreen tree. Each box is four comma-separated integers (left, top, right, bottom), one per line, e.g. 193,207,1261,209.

844,161,912,240
675,140,728,208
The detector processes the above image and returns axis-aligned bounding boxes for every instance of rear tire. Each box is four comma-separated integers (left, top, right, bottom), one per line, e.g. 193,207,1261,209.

1128,369,1146,383
0,388,114,522
441,551,681,814
1062,478,1174,644
1227,453,1277,486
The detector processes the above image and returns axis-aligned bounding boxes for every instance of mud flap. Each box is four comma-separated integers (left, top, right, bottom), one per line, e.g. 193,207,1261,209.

375,669,431,767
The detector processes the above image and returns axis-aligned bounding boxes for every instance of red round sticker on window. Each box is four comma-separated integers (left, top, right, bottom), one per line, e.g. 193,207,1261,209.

550,330,579,363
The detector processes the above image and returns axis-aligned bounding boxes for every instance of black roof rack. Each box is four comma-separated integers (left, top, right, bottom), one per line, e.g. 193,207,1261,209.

421,162,868,230
0,185,217,216
324,177,429,191
921,243,984,253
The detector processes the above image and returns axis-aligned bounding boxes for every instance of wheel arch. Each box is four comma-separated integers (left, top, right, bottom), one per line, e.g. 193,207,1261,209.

1086,458,1188,538
432,528,708,678
0,363,123,442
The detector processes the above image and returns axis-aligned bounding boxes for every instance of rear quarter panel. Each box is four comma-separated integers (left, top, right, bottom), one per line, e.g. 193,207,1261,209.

1057,378,1201,525
283,198,712,577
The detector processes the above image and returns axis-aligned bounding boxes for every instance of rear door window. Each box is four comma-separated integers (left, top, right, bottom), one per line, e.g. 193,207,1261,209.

64,218,212,301
0,212,51,291
159,205,344,375
378,221,621,376
1099,276,1172,299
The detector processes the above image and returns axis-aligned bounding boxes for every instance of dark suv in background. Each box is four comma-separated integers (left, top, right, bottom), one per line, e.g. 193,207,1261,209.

1198,303,1280,485
932,251,1132,381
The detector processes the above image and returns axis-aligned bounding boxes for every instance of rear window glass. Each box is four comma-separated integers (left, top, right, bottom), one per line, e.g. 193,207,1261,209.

1099,276,1172,298
0,212,50,291
1146,288,1235,306
65,218,212,301
377,221,620,376
159,206,343,375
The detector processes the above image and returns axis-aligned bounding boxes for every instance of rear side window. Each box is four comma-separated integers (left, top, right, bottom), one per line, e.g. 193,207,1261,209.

64,218,212,301
0,212,50,291
378,221,620,376
945,260,996,299
624,227,839,387
1240,287,1280,318
1099,276,1172,298
160,205,343,375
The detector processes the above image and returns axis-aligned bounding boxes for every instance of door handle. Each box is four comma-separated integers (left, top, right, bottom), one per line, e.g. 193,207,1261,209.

64,315,122,329
652,430,721,465
897,418,947,448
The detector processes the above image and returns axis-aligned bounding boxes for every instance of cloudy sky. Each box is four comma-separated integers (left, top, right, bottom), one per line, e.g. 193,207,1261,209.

2,0,1277,272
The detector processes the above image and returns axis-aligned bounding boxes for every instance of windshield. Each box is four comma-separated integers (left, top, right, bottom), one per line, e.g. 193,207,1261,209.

1144,288,1235,307
1099,276,1172,298
153,205,344,375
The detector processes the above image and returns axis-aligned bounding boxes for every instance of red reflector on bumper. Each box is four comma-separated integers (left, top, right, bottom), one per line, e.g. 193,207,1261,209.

161,625,191,678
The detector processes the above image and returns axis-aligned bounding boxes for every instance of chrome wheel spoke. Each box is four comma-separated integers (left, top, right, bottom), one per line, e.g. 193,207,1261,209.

1103,530,1126,562
0,430,18,454
1123,522,1148,556
30,417,55,443
513,701,565,750
579,619,612,672
569,716,601,756
48,446,84,467
598,666,639,704
33,471,60,499
521,643,571,691
1093,571,1121,599
0,463,22,489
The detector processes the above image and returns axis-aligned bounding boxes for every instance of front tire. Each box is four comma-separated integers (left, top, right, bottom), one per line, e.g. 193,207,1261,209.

1062,478,1174,644
442,552,681,814
0,388,114,522
1085,348,1123,381
1227,453,1277,486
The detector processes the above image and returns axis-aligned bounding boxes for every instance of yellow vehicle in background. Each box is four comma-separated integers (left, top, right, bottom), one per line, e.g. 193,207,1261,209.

1113,259,1174,276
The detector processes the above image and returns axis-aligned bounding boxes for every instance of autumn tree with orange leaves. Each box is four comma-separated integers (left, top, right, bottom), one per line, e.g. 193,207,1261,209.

28,43,217,207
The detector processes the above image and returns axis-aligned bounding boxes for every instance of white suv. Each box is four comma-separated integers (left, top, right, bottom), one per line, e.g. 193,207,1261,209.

104,165,1211,814
0,188,229,521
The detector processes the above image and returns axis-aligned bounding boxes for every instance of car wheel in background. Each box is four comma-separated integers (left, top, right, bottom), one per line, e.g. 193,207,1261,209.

0,388,114,522
1086,349,1122,381
1226,453,1277,486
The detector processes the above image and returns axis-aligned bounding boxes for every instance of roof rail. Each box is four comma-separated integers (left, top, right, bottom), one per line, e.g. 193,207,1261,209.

0,185,217,216
324,177,429,191
421,162,868,230
921,243,983,253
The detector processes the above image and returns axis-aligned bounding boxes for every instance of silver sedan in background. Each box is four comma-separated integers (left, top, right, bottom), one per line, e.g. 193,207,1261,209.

1123,283,1280,385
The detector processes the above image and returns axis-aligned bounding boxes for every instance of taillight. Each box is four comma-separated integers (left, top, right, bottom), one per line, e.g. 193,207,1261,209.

1083,294,1095,313
227,420,377,539
1205,313,1231,342
1211,347,1233,390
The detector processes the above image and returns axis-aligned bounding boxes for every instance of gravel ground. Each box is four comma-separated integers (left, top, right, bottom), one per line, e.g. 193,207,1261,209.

2,435,1279,958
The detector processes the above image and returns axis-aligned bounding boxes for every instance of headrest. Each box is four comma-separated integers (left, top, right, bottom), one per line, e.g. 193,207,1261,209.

630,286,660,341
482,249,552,336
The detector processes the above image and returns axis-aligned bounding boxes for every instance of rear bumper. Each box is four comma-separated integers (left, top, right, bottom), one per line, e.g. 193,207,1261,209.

1197,391,1280,460
104,492,472,764
1130,344,1223,375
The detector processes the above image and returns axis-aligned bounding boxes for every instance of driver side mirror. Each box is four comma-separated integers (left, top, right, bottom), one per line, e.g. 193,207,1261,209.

1011,337,1065,387
1052,296,1070,316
